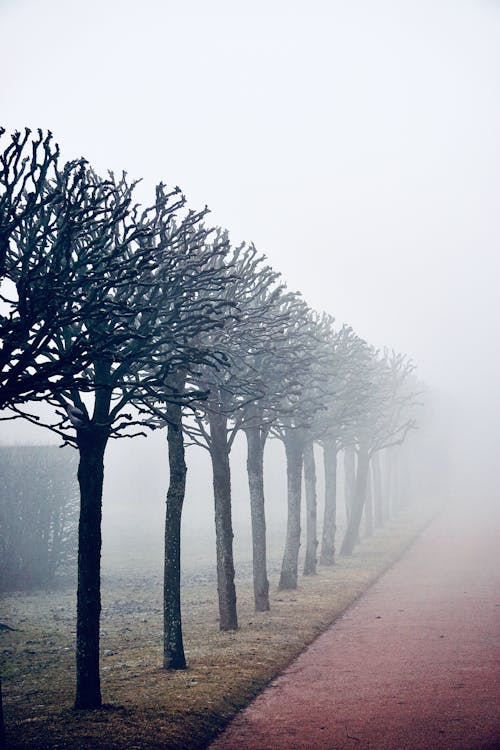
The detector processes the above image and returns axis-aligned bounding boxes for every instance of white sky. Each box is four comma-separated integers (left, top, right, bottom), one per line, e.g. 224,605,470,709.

2,0,499,402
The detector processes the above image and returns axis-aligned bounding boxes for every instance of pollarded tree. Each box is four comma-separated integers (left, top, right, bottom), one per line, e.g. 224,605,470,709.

298,324,372,573
0,134,156,721
271,310,333,590
164,275,301,639
315,327,373,568
340,349,419,556
0,128,58,278
182,243,284,631
240,290,312,610
0,127,118,736
143,228,234,670
0,128,129,410
296,314,340,576
4,157,232,709
66,194,231,708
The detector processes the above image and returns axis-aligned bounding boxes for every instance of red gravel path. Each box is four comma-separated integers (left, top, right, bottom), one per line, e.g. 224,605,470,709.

209,499,500,749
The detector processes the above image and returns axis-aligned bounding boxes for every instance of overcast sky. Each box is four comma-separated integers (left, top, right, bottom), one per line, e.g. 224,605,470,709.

2,0,499,423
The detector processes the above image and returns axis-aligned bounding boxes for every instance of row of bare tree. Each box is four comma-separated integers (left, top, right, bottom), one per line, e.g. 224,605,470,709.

0,128,419,718
0,446,78,591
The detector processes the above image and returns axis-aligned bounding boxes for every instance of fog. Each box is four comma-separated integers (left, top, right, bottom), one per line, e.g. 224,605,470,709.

1,0,499,574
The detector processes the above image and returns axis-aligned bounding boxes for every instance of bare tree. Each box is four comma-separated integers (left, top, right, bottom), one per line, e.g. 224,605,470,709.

1,136,157,712
316,328,372,567
0,445,78,591
64,191,231,707
2,150,231,707
271,310,332,590
154,230,233,670
183,244,283,630
340,350,419,556
1,128,58,274
0,129,125,410
0,126,74,740
273,318,369,580
240,291,311,609
301,326,369,573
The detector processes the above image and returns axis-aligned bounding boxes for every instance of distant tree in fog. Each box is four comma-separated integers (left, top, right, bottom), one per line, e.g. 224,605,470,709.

340,350,419,556
269,310,333,591
239,289,311,611
0,445,78,591
301,325,372,572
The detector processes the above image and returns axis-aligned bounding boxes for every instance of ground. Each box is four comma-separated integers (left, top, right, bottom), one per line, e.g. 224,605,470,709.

2,504,434,749
209,497,500,749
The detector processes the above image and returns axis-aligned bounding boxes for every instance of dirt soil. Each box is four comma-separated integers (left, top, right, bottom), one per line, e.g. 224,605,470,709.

209,497,500,750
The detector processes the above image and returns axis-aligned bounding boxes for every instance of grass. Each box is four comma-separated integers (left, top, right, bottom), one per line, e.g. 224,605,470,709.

1,503,435,749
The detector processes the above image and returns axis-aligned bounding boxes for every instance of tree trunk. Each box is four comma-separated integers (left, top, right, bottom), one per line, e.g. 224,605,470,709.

74,425,109,710
209,413,238,631
383,449,392,518
245,425,270,612
364,463,373,537
386,448,398,517
303,439,318,575
0,674,5,748
279,429,303,590
372,451,383,527
319,438,337,566
344,446,356,526
393,450,402,512
400,450,411,508
163,394,187,669
340,444,370,557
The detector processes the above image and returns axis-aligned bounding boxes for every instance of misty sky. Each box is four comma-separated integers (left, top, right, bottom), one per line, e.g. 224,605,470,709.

2,0,499,429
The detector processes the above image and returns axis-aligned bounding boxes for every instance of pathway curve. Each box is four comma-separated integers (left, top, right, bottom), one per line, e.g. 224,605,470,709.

209,498,500,749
